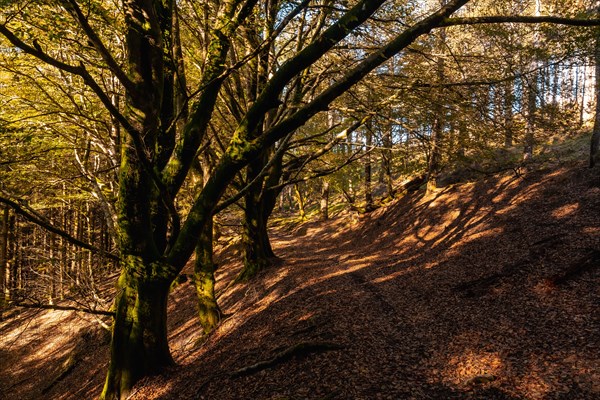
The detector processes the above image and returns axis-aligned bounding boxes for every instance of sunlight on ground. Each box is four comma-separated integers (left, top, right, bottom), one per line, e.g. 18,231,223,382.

371,263,421,283
441,349,503,386
551,203,579,218
532,279,557,297
297,311,316,321
314,262,371,283
170,319,204,360
458,226,505,247
415,224,446,242
581,226,600,235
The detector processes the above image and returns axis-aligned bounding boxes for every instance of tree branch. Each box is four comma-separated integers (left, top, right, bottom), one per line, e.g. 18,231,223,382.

440,16,600,28
213,131,294,214
59,0,138,96
259,0,471,154
232,0,388,143
166,0,470,269
10,302,115,317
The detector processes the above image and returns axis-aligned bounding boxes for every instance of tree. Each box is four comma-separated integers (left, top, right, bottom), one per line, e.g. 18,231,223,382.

591,20,600,167
2,1,600,398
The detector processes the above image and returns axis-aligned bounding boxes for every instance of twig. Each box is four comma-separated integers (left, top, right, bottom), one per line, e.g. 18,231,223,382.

231,341,344,378
9,302,115,317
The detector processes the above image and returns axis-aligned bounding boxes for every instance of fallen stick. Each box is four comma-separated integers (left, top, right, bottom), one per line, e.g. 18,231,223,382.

231,341,344,378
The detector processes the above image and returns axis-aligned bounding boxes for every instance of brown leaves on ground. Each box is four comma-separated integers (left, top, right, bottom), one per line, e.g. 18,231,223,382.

1,162,599,399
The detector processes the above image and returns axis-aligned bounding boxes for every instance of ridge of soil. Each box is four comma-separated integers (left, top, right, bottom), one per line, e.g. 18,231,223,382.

1,162,599,399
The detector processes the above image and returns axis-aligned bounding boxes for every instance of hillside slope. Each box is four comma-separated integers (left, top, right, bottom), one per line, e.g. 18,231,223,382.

1,161,599,399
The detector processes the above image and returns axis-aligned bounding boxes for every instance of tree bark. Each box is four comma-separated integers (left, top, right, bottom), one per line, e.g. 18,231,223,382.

504,79,514,147
0,206,8,315
427,55,445,190
194,218,221,335
381,124,394,197
364,124,374,211
524,72,537,160
294,184,306,220
100,257,174,400
320,180,330,220
591,32,600,168
8,213,16,298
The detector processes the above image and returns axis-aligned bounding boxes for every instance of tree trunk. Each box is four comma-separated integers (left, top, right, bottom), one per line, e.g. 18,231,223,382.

320,180,330,220
524,72,537,160
100,257,174,400
427,55,445,190
194,218,221,335
239,147,276,281
591,33,600,168
240,191,272,281
294,184,306,220
0,206,8,316
8,213,16,298
381,124,394,197
504,79,514,147
364,124,373,211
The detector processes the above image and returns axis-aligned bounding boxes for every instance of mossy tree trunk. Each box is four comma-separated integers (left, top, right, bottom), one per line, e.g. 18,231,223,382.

101,257,175,400
320,180,330,220
194,218,221,334
239,146,285,280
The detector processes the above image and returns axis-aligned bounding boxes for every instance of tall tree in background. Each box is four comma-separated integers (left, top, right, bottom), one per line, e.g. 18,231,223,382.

591,16,600,167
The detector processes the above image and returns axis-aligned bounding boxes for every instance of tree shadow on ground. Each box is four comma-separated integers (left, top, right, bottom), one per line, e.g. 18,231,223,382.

2,164,598,400
125,163,599,400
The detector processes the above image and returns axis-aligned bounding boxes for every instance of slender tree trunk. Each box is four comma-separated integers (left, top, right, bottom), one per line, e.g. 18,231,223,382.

320,180,330,220
59,207,67,300
504,79,514,147
49,211,56,304
427,55,445,190
9,214,17,294
194,218,221,334
86,205,99,299
294,184,306,220
364,124,373,211
524,72,537,160
381,124,394,197
0,206,8,316
552,61,559,105
580,63,587,125
591,33,600,167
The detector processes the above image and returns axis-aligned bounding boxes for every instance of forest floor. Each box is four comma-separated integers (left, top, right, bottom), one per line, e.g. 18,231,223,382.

1,157,600,399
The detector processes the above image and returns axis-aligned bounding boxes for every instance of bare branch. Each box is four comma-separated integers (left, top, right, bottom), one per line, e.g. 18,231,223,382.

10,302,115,317
59,0,137,96
441,15,600,28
